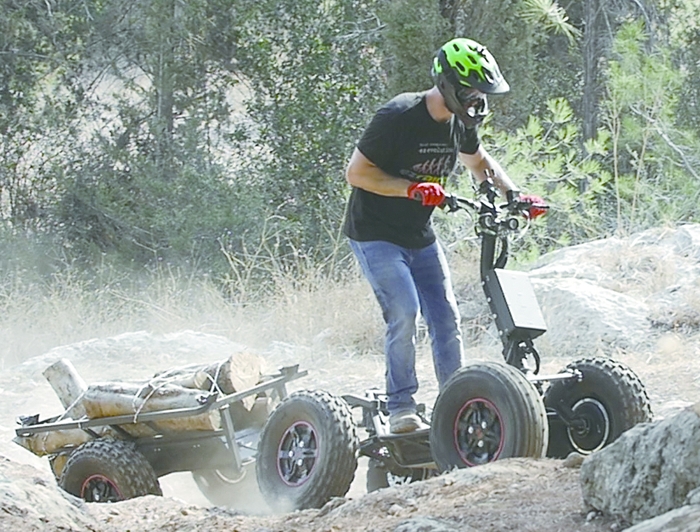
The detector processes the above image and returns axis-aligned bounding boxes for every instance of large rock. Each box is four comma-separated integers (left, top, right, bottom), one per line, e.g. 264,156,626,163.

531,277,650,355
624,503,700,532
525,224,700,358
580,402,700,524
456,225,700,360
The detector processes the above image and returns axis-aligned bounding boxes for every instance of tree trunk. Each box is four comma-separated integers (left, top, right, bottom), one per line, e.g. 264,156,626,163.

21,352,265,455
581,0,599,142
13,429,92,457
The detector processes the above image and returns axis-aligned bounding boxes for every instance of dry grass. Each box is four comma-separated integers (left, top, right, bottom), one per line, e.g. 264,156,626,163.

0,252,387,370
603,245,679,295
0,221,503,373
0,231,490,374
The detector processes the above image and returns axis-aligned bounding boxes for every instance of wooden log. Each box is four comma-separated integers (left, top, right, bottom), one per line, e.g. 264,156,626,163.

13,429,91,457
157,370,211,390
42,359,88,419
152,351,264,410
81,382,221,435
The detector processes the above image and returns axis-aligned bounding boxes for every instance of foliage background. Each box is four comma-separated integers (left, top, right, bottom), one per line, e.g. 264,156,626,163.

1,0,700,363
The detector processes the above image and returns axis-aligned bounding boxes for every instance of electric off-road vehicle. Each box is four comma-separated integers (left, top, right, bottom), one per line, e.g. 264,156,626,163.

344,181,653,490
15,182,652,506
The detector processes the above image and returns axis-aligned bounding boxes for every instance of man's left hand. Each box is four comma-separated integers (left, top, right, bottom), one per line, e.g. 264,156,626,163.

520,194,548,219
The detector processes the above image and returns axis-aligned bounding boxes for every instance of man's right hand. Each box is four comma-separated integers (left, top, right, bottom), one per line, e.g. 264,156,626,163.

407,182,446,206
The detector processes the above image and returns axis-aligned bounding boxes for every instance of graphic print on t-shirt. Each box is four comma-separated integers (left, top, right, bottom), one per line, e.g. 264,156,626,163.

399,142,456,186
343,92,479,248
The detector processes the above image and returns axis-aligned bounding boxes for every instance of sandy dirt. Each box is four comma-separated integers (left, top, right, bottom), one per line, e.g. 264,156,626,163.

4,335,698,532
87,458,621,532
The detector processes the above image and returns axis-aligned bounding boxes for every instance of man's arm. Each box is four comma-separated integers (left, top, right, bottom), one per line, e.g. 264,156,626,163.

459,145,518,196
345,148,411,197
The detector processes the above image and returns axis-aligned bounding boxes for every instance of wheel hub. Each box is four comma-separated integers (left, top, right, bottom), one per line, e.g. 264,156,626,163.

567,398,610,454
454,398,504,466
81,474,122,502
277,421,319,486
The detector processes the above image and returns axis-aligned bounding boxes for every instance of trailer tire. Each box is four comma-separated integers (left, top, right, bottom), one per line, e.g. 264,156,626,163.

59,439,161,502
256,390,358,511
544,357,652,458
430,361,548,472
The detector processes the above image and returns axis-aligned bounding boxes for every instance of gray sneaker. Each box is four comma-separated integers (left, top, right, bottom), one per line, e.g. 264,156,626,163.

389,410,422,434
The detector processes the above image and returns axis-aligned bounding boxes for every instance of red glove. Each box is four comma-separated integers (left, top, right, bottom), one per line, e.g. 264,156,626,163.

407,182,446,207
520,194,548,219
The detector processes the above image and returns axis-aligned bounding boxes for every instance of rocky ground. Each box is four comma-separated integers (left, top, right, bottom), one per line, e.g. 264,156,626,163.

1,224,700,531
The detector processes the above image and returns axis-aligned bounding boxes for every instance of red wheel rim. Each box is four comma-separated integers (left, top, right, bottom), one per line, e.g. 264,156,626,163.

81,474,123,502
276,421,320,487
453,397,505,466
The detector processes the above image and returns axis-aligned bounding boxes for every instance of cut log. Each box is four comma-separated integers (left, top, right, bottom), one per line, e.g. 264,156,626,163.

81,382,221,435
13,429,91,457
157,370,211,390
152,351,264,409
27,353,264,447
42,359,88,419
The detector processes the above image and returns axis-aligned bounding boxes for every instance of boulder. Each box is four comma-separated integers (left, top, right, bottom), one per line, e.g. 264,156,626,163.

455,224,700,360
580,402,700,524
624,504,700,532
531,277,650,355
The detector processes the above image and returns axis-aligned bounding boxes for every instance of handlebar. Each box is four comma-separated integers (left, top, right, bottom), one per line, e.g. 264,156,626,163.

442,180,548,229
442,194,537,234
441,181,549,276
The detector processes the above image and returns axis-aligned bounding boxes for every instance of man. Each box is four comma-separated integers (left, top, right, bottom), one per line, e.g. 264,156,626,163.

342,38,522,433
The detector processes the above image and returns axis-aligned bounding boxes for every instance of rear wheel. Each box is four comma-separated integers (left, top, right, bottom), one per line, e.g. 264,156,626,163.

430,361,548,471
256,390,358,511
544,357,652,458
59,439,161,502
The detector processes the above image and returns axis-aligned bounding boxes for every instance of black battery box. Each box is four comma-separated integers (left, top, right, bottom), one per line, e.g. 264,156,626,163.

482,269,547,342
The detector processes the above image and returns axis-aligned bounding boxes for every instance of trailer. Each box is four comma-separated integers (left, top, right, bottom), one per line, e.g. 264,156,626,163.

15,363,359,512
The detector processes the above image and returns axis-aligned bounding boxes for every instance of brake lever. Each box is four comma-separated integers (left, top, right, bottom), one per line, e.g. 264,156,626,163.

442,194,460,212
442,194,480,213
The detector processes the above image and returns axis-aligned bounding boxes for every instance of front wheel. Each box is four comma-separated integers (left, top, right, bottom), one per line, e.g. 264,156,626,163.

544,357,652,458
59,439,161,502
430,361,548,472
255,390,358,511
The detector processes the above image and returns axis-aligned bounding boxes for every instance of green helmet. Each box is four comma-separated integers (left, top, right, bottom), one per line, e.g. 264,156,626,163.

431,38,509,127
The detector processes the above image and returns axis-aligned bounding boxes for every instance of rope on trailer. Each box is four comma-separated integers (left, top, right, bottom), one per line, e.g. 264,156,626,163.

56,391,87,422
130,360,226,421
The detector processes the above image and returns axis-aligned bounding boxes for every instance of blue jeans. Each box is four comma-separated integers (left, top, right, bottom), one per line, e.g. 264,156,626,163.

349,239,463,414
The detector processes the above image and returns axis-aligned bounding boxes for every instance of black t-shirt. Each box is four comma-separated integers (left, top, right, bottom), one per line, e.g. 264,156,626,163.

343,92,479,248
